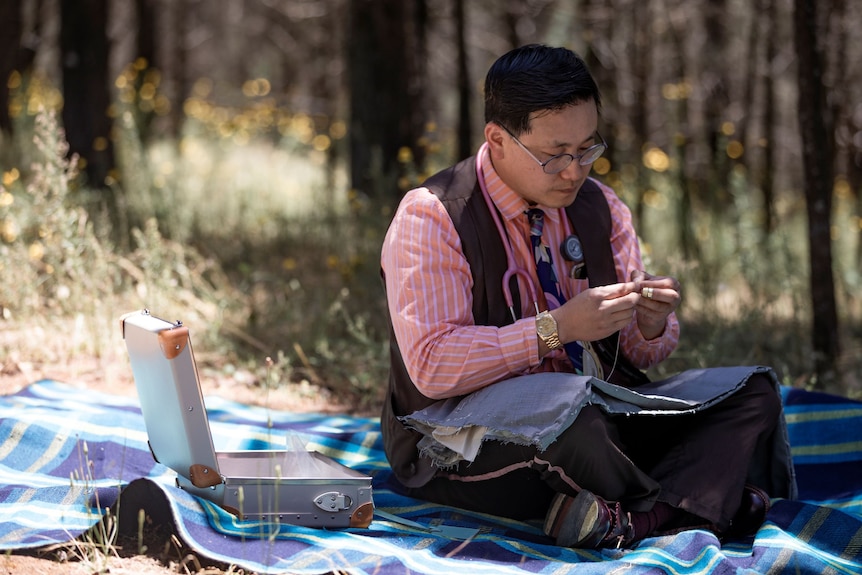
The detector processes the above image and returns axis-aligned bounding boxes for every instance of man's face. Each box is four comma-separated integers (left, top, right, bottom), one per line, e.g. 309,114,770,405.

486,100,600,209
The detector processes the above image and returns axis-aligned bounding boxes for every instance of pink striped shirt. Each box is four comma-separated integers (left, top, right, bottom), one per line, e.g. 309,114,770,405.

381,144,680,399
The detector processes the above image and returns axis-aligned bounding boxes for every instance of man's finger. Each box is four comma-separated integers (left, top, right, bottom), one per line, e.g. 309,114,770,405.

598,281,638,298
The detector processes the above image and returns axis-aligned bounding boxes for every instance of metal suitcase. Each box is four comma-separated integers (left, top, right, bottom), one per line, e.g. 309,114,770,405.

120,309,374,528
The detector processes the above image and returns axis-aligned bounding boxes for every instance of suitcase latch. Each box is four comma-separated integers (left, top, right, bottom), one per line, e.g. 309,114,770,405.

314,491,352,512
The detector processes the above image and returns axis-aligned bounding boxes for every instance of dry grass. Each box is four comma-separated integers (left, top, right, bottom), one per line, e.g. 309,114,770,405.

0,101,860,573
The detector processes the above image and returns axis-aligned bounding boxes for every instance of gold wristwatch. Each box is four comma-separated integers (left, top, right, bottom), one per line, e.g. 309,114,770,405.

536,311,563,351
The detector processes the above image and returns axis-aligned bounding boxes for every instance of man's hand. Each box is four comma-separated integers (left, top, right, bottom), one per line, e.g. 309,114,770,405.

551,282,640,345
630,270,681,340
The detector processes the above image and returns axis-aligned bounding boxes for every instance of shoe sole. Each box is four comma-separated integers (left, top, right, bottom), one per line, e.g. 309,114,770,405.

547,490,607,548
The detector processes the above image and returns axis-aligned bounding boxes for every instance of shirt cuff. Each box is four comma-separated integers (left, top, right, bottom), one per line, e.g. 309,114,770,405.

498,317,541,372
623,314,679,368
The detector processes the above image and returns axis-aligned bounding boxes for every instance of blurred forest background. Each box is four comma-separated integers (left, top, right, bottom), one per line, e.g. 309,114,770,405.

0,0,860,411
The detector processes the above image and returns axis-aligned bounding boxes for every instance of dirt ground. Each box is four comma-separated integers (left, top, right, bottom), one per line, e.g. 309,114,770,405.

0,355,354,575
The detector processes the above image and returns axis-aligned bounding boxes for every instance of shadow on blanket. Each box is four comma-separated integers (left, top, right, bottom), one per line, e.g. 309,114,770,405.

0,380,860,575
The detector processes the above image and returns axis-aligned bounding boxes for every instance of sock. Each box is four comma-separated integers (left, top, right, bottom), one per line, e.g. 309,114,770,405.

628,502,679,539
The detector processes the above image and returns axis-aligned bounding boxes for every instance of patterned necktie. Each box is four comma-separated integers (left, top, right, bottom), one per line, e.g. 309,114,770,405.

527,208,585,373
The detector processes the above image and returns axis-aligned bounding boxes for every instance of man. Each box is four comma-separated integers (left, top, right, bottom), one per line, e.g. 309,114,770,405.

380,44,792,548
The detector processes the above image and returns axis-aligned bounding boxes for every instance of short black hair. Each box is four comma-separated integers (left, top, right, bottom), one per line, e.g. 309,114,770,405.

484,44,601,135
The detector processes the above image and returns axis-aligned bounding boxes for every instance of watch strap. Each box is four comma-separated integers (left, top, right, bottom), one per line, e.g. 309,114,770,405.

543,332,563,350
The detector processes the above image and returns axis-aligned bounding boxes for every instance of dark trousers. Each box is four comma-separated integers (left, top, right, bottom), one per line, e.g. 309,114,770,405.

404,374,782,531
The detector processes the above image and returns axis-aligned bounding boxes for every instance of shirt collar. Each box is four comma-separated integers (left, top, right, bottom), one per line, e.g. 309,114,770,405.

478,142,562,226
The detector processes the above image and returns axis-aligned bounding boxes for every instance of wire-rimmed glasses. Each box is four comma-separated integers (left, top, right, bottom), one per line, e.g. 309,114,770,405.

501,125,608,174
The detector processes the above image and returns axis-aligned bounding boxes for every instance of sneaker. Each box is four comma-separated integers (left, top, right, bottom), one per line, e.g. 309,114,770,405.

544,490,635,549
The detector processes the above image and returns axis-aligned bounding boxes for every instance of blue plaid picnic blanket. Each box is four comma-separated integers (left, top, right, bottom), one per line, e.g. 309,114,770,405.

1,379,860,574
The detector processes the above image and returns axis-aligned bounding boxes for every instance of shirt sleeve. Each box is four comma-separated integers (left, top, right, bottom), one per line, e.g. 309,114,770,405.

381,188,539,399
603,184,680,368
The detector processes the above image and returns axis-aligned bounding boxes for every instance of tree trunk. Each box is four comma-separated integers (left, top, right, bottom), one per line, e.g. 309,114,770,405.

60,0,115,192
630,0,652,231
827,0,861,281
760,0,777,234
135,0,158,140
0,1,24,134
664,0,699,262
700,0,729,208
793,0,840,384
454,0,472,160
411,0,429,171
581,0,615,135
0,0,42,134
136,0,157,68
169,0,188,139
347,0,427,204
502,0,523,48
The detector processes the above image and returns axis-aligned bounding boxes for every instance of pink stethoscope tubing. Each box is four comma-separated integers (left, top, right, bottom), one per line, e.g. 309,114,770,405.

476,147,621,379
475,145,540,323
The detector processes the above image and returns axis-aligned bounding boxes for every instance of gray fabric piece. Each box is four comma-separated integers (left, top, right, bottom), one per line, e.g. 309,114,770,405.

400,365,797,499
590,365,775,414
403,372,593,463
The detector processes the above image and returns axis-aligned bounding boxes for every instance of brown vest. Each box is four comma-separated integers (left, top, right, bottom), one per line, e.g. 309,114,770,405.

381,156,648,487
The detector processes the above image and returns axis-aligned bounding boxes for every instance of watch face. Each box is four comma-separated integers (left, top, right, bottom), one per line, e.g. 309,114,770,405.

536,313,556,336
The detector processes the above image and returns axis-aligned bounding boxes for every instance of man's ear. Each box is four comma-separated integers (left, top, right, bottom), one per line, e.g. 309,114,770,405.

484,123,506,156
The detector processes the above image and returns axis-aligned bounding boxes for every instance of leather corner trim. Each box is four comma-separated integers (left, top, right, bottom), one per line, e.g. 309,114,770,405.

158,326,189,360
349,502,374,528
189,464,222,488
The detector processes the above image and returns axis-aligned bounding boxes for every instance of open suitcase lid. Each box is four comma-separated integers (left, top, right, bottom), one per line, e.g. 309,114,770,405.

121,309,222,488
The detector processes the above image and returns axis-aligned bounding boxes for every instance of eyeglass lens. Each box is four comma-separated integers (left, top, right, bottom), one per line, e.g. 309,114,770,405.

543,142,605,174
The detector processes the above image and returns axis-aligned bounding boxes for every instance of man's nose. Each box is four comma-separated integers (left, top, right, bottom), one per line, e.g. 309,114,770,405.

558,160,588,181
